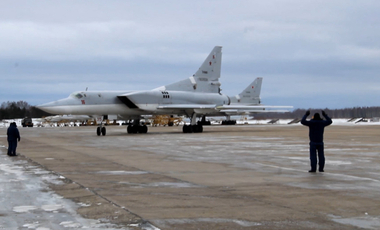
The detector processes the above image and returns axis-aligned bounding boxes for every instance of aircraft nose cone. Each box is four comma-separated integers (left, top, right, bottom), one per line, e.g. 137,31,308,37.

36,102,53,108
36,101,58,114
36,98,74,114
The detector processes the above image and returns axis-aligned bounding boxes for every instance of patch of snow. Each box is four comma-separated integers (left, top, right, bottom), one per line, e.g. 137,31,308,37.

0,147,132,229
96,170,148,175
13,205,38,213
331,215,380,229
119,181,202,188
59,221,82,228
78,202,92,207
41,204,63,212
152,218,261,228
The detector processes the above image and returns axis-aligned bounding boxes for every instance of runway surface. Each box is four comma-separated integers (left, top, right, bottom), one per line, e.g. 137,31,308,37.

1,123,380,229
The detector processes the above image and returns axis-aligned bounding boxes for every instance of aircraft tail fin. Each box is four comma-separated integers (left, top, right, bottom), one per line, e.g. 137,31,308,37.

230,77,263,105
193,46,222,81
160,46,222,93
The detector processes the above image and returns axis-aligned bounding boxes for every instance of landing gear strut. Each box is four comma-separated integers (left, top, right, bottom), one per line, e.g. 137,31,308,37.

198,115,211,126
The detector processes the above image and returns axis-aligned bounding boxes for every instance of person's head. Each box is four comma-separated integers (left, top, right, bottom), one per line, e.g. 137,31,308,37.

313,113,322,120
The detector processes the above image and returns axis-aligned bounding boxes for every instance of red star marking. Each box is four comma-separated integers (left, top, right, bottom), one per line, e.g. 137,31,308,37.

213,55,215,59
252,86,254,89
81,100,85,104
209,61,212,66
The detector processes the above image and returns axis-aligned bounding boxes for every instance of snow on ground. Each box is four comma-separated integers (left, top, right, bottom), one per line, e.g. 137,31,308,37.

1,118,380,129
235,118,380,126
1,119,380,229
0,147,131,230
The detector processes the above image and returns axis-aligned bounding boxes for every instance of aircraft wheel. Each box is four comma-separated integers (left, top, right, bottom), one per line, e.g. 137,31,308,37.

183,125,193,133
198,125,203,133
96,127,101,136
132,125,138,133
127,125,132,134
141,125,148,133
192,125,203,133
101,127,106,136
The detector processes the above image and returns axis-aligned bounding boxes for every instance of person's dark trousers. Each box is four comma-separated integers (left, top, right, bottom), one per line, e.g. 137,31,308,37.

7,142,12,156
310,142,325,171
8,140,17,156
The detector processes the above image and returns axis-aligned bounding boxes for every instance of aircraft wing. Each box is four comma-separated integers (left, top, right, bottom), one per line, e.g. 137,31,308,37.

158,104,292,110
156,104,292,116
157,104,293,113
216,105,293,115
157,104,216,109
216,105,294,110
216,105,292,115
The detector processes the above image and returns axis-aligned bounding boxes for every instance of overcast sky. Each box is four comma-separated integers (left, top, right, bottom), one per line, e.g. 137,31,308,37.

1,0,379,109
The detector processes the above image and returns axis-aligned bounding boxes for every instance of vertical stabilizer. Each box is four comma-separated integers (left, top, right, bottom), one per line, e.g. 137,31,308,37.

230,77,263,105
194,46,222,81
161,46,223,93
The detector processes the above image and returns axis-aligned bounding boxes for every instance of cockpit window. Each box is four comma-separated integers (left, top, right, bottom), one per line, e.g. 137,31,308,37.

71,92,84,99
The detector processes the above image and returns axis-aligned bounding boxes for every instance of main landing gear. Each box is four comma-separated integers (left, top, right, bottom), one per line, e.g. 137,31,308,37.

127,119,148,134
127,124,148,134
182,124,203,133
96,118,148,136
182,113,203,133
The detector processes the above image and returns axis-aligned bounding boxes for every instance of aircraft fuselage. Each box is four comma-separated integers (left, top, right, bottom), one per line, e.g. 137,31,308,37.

38,89,231,118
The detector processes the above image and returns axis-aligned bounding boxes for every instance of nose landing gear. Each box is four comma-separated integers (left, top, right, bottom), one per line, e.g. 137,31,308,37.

96,126,106,136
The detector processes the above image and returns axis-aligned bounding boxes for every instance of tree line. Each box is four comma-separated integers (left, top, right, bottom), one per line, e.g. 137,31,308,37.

0,101,51,120
1,100,380,120
254,107,380,119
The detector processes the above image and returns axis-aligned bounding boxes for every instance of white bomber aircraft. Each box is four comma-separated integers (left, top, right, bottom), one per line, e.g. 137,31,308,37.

37,46,292,135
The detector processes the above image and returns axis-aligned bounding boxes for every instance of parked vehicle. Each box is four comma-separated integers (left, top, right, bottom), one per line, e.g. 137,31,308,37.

22,117,33,127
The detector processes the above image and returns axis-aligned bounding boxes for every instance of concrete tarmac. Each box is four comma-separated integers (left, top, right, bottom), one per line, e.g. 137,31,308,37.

1,124,380,229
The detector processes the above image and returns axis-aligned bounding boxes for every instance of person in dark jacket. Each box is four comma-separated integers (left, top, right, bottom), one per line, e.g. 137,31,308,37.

7,122,21,156
301,111,332,172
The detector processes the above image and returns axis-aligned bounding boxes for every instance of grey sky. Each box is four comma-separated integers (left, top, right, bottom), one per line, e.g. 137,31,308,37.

1,0,379,109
